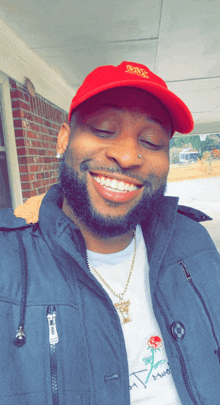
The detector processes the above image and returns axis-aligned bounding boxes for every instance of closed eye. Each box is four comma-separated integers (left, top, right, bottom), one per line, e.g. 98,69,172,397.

140,139,162,150
88,126,115,136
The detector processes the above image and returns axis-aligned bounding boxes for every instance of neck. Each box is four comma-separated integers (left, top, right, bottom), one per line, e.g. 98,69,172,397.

62,198,135,254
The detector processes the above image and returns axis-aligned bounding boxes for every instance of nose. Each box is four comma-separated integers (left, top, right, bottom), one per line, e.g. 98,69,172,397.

105,133,142,169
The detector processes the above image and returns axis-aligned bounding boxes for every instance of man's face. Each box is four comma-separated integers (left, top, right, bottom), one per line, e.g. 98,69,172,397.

59,87,171,237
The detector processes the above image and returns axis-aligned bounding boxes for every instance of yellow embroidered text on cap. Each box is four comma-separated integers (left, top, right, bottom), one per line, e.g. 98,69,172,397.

125,65,149,79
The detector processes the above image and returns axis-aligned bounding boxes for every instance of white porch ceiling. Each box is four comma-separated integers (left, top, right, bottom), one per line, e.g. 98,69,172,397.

0,0,220,135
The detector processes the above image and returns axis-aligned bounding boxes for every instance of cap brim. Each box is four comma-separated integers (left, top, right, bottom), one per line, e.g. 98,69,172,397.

69,79,194,134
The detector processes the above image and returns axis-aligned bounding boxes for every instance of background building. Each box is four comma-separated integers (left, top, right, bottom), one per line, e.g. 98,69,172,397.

0,21,72,208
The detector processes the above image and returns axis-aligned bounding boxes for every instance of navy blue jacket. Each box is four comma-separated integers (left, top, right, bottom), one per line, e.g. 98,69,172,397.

0,184,220,405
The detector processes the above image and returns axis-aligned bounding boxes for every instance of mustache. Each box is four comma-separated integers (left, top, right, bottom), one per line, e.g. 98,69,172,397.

80,160,153,187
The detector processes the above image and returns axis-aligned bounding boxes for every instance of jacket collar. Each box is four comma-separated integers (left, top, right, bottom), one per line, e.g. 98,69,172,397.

39,185,180,278
141,196,179,294
39,184,87,270
0,208,30,230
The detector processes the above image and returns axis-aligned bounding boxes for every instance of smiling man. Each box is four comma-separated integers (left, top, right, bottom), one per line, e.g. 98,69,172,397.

58,86,171,250
1,62,220,405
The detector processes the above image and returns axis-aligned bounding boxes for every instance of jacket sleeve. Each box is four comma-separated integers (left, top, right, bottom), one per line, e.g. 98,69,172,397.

14,194,45,223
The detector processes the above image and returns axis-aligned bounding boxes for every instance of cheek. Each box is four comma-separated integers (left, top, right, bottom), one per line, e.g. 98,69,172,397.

68,134,100,161
66,140,89,166
64,147,79,168
144,151,170,179
156,154,170,176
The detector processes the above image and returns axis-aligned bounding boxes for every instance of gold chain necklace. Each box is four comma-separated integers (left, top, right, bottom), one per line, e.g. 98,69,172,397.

86,232,137,324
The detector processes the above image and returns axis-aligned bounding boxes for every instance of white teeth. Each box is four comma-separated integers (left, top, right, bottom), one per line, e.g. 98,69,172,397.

105,178,111,187
105,187,125,193
110,179,118,189
118,181,125,191
93,175,139,192
100,176,105,185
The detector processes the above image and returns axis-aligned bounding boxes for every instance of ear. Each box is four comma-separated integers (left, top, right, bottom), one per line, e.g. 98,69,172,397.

56,123,70,154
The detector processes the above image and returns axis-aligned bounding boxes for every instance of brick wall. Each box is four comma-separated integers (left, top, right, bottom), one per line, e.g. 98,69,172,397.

10,78,69,200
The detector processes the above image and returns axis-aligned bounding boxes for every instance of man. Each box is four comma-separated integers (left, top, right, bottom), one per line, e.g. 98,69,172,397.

1,61,220,405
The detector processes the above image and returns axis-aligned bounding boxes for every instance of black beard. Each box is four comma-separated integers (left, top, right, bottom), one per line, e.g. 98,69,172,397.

59,157,166,238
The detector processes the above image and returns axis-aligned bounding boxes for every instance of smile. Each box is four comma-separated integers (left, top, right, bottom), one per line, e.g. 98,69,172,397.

92,175,142,193
90,173,143,204
92,175,140,193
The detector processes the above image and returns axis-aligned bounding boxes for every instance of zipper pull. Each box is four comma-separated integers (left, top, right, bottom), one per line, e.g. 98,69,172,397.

47,306,59,345
179,261,192,281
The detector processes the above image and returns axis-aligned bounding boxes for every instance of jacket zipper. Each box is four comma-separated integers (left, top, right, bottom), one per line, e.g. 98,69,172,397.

179,260,220,354
47,305,59,405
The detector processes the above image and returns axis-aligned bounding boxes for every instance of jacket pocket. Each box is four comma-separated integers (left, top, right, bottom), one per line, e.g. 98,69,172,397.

155,255,220,404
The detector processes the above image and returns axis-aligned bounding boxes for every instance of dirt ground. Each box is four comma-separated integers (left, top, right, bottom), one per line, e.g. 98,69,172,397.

168,160,220,182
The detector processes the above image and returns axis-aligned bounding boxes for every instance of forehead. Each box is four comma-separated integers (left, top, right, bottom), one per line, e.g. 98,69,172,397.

73,87,172,127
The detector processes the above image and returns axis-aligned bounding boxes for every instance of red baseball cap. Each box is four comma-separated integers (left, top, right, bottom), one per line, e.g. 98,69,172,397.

68,61,194,134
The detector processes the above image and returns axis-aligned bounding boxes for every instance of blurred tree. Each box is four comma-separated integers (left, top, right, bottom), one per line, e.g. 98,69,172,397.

190,136,202,150
170,147,179,163
211,149,220,159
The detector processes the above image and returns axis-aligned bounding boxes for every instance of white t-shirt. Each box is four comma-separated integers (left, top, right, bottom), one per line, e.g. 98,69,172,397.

87,225,182,404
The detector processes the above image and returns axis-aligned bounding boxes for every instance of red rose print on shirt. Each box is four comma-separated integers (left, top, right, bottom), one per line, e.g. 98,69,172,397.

143,336,166,384
147,336,162,350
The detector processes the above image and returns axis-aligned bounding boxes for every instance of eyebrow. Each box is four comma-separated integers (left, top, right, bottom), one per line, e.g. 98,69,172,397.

96,103,169,126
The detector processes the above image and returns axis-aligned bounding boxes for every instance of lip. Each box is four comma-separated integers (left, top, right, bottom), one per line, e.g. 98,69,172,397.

90,173,143,203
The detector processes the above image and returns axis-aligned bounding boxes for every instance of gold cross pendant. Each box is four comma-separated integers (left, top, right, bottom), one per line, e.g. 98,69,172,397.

114,299,131,324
